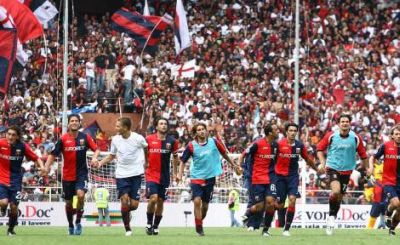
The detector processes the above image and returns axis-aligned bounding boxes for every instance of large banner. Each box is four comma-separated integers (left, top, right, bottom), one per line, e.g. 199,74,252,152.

0,202,372,228
292,204,370,229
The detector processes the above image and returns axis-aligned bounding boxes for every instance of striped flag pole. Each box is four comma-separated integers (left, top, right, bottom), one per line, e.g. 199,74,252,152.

139,17,164,64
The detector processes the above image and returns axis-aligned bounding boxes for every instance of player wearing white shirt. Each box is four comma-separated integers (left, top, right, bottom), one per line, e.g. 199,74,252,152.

98,117,148,236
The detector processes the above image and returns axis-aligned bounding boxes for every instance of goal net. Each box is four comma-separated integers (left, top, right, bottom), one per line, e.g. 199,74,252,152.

86,152,245,202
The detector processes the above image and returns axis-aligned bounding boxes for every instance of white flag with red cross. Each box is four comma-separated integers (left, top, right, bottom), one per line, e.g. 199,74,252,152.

171,59,196,79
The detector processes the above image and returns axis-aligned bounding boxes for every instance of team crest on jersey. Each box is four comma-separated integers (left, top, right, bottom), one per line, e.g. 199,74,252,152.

15,149,21,156
296,148,300,154
79,139,85,146
166,143,171,150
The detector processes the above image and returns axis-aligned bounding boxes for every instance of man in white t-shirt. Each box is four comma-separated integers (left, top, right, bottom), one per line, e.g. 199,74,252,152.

97,117,148,236
121,61,135,104
85,57,95,94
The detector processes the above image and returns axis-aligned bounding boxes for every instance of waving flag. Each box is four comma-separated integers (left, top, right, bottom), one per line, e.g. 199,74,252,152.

83,121,101,140
0,28,17,98
19,0,58,24
0,0,43,43
111,8,171,55
171,59,196,78
174,0,191,55
0,6,28,66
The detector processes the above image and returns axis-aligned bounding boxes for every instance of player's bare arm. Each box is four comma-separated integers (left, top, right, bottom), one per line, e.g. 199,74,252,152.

368,155,375,177
306,158,318,172
317,151,326,174
172,153,179,180
143,147,149,169
221,152,243,176
176,160,186,183
44,154,56,173
97,154,116,168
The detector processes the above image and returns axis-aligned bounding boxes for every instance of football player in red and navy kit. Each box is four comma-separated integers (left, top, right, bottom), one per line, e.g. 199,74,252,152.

241,123,279,237
275,123,317,236
0,126,45,236
45,114,100,235
145,118,179,235
369,125,400,236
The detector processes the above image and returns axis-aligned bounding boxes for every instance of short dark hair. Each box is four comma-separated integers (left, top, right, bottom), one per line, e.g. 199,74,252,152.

118,117,132,130
264,124,274,136
154,117,169,129
68,114,80,123
285,122,299,132
7,125,22,139
338,114,352,122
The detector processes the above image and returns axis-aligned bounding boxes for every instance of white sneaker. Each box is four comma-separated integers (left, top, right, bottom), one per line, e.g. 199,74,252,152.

125,231,132,236
282,230,291,237
247,226,255,232
326,216,335,236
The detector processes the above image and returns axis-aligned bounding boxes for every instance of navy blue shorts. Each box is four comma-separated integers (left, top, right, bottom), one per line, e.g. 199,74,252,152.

62,179,88,201
384,185,400,202
0,184,21,204
190,178,215,203
275,175,300,204
249,184,277,204
116,175,142,200
370,202,385,217
146,181,168,200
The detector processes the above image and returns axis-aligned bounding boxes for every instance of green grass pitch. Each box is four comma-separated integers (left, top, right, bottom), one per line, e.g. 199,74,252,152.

0,227,398,245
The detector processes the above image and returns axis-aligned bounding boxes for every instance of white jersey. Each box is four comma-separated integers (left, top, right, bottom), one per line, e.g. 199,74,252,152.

110,131,148,178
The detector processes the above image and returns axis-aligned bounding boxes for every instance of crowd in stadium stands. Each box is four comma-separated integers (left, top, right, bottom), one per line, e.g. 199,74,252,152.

0,0,399,202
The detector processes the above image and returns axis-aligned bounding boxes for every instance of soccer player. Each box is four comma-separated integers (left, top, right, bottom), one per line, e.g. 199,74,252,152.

97,117,148,236
145,118,179,235
0,126,45,236
45,114,100,235
369,125,400,235
317,114,370,235
241,123,279,237
176,123,242,236
366,162,385,229
238,146,263,231
275,123,317,236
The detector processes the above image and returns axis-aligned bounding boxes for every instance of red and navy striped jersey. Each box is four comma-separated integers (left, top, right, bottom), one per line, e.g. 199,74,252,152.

0,138,39,188
145,134,179,185
51,132,97,181
275,138,311,176
246,138,276,184
374,141,400,186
